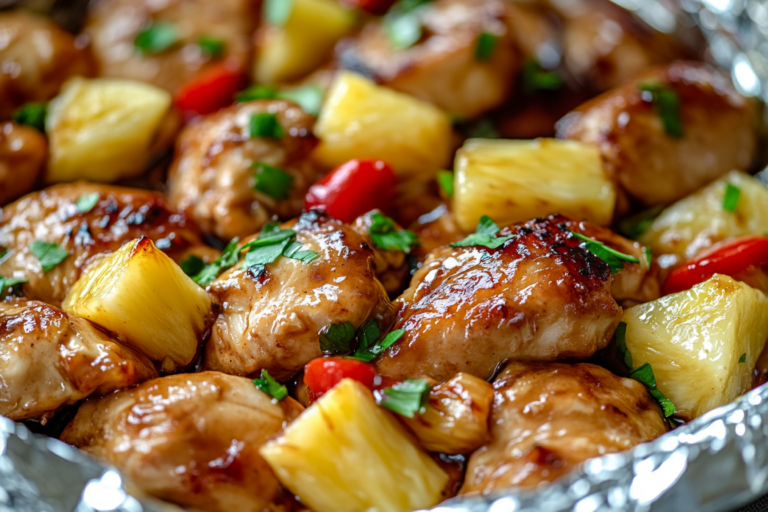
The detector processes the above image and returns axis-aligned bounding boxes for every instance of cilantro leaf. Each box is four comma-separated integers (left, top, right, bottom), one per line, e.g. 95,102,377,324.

30,241,70,273
179,254,206,277
249,112,285,139
197,36,225,57
475,32,498,61
236,85,278,103
617,205,664,240
350,329,405,362
253,369,288,400
380,379,431,418
75,193,100,214
242,237,292,269
264,0,294,26
134,22,180,54
437,170,454,197
451,215,514,249
570,232,640,274
357,321,381,352
13,102,47,132
283,241,318,264
319,322,356,354
253,162,293,200
192,237,240,286
639,83,683,138
0,276,28,290
739,353,747,363
723,183,741,212
369,213,419,253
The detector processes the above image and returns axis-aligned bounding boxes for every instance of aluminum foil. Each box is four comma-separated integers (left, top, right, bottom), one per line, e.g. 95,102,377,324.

2,1,768,511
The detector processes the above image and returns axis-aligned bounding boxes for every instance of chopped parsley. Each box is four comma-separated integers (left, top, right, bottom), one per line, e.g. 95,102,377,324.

739,353,747,364
253,369,288,400
253,162,294,200
615,322,675,418
192,237,241,286
475,32,498,61
13,102,47,132
380,379,431,418
437,170,454,197
369,213,419,253
570,232,640,274
319,322,356,354
384,0,432,50
236,85,323,116
75,193,100,214
242,237,292,269
351,329,406,362
179,254,206,277
249,112,285,139
723,183,741,212
639,83,683,138
357,320,381,351
451,216,514,249
521,59,564,93
264,0,294,26
197,36,225,58
134,22,180,54
618,205,664,240
29,241,69,273
0,276,27,291
282,241,318,264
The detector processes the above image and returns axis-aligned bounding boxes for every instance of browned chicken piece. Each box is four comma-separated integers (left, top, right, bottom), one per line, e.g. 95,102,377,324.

351,210,410,296
460,361,667,493
558,61,758,207
204,212,396,381
0,299,157,422
335,0,520,119
84,0,256,93
61,372,303,512
168,100,322,241
0,11,95,119
0,122,46,205
374,215,625,382
410,204,466,260
0,182,218,307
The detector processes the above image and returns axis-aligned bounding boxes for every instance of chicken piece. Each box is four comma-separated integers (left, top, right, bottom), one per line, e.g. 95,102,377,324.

0,122,47,205
351,211,410,296
0,182,218,307
0,300,157,422
84,0,256,92
0,11,96,119
204,212,396,381
168,100,322,241
410,204,466,260
374,215,625,382
61,372,303,512
335,0,520,119
460,361,667,493
558,61,758,207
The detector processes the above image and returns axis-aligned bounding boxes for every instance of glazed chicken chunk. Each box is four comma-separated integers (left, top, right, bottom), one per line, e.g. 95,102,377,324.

374,215,631,382
336,0,520,119
460,361,667,493
0,300,157,422
0,183,217,306
558,61,758,207
0,122,47,205
0,11,95,119
168,100,323,241
84,0,256,93
204,212,396,381
61,372,303,512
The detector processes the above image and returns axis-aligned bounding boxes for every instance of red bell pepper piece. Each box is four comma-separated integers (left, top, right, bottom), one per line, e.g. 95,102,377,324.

174,61,245,121
304,357,378,402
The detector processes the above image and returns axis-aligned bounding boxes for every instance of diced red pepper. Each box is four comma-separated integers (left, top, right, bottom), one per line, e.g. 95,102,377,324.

304,357,378,402
305,159,397,223
339,0,397,15
174,61,246,121
662,235,768,295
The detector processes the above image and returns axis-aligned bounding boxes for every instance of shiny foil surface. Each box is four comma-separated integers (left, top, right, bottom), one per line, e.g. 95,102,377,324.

2,0,768,511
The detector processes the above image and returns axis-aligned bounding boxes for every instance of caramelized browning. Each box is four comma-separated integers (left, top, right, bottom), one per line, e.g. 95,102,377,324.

0,122,46,205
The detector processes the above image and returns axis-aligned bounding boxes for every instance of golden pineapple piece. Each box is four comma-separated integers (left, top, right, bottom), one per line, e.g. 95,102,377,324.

260,379,448,512
453,138,616,232
62,237,212,370
623,274,768,420
639,171,768,268
400,373,493,455
254,0,355,84
46,77,173,184
312,71,453,179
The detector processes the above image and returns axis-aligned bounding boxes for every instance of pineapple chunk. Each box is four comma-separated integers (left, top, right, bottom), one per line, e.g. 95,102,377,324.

46,77,172,184
260,379,448,512
62,238,212,370
313,71,453,179
639,171,768,267
623,274,768,420
254,0,355,84
400,373,493,455
453,138,615,232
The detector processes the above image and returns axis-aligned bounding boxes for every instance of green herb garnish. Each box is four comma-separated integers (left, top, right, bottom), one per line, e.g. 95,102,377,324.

451,216,514,249
75,193,100,214
242,237,292,269
380,379,431,418
319,321,356,354
192,237,240,286
13,102,47,132
280,85,324,116
134,22,180,54
384,0,432,50
475,32,498,61
253,369,288,400
618,205,664,240
282,241,319,264
570,232,640,274
30,241,69,273
249,112,285,139
437,170,454,197
723,183,741,212
644,247,653,266
639,83,683,138
739,353,747,363
521,59,564,92
369,213,419,253
236,85,278,102
357,320,381,351
179,254,206,277
253,162,294,200
197,36,225,58
0,276,28,291
264,0,294,26
351,329,406,362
